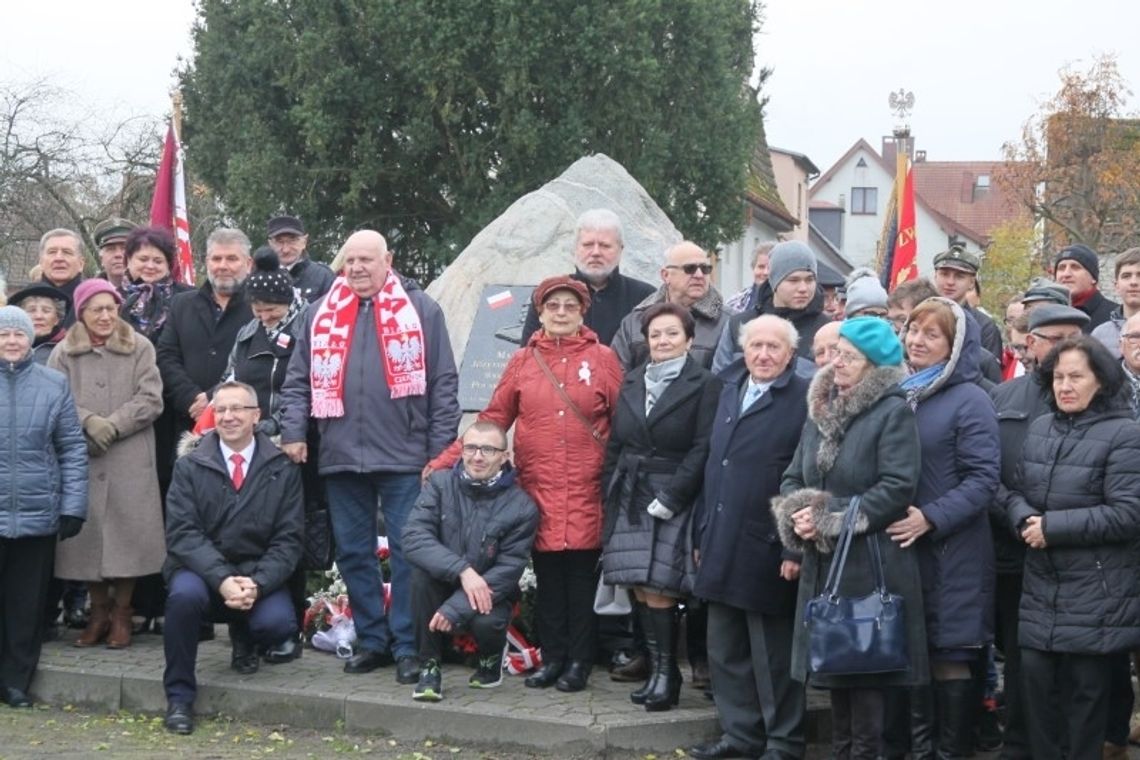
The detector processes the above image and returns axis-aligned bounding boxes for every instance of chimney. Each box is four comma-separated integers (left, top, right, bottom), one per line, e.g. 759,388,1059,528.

882,136,897,169
915,150,927,162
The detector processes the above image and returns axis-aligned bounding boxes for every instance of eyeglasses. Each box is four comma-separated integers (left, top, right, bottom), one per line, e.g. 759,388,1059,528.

1123,333,1140,344
462,444,506,457
832,350,867,366
665,263,713,276
214,405,260,415
84,305,119,316
1030,331,1068,343
543,300,581,314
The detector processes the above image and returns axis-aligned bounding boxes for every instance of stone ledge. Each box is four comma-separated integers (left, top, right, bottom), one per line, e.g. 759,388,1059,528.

31,628,827,752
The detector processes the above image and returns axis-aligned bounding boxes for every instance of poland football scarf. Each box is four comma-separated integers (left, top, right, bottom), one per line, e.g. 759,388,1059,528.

310,271,426,417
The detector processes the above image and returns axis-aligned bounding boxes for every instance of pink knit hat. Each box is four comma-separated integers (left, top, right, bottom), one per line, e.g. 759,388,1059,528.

73,278,123,315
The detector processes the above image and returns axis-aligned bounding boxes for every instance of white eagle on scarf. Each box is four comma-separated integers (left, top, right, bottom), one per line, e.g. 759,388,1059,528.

312,351,342,385
386,334,423,372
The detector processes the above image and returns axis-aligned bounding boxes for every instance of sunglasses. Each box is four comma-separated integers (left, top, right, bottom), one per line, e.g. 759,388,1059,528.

666,263,713,275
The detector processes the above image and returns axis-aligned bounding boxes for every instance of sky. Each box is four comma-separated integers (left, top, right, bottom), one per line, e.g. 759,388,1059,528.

1,1,1138,177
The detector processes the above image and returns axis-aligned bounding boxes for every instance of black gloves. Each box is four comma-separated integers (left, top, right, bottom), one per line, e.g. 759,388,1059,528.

58,516,84,541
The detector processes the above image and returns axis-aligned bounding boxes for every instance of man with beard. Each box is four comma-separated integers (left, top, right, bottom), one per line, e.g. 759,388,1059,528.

519,209,655,347
157,229,253,440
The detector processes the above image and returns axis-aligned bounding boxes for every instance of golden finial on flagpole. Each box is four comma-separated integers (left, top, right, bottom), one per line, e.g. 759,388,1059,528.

171,90,184,140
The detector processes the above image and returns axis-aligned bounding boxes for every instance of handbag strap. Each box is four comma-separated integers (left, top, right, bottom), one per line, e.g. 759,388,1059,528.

531,348,604,448
821,495,862,598
866,527,890,595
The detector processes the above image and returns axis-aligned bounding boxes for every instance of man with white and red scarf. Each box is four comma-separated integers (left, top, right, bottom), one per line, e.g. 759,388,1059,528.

279,230,460,684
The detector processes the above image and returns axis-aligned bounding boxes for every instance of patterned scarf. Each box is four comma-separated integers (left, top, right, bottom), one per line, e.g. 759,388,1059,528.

309,270,425,418
900,362,947,410
266,292,307,345
122,277,176,339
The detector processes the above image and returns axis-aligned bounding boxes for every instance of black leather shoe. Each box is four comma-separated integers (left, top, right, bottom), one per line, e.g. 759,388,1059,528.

395,655,421,684
230,633,260,675
610,651,649,682
524,660,565,688
688,737,753,759
344,648,394,674
555,660,590,692
3,687,32,708
262,634,301,664
164,702,194,735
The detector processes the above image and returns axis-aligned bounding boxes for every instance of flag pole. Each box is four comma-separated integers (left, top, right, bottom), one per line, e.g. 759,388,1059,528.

172,90,183,142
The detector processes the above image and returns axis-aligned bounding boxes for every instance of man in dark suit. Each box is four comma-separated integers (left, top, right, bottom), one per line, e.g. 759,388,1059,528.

690,315,810,760
161,382,303,736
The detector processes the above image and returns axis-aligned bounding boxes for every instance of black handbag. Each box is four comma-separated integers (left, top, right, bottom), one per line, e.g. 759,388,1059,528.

805,496,908,676
302,508,335,571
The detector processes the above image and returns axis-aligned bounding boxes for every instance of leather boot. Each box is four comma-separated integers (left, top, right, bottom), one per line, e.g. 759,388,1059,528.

910,684,936,760
935,679,976,759
630,602,659,704
74,602,111,647
644,606,681,712
106,606,134,649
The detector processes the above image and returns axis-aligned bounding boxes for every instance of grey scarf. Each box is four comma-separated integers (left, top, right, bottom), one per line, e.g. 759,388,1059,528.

644,355,687,415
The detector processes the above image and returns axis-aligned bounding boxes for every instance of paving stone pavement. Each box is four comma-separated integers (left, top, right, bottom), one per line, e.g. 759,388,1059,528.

30,626,830,753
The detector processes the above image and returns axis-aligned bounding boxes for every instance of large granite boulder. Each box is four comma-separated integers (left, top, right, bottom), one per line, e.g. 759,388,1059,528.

426,153,682,363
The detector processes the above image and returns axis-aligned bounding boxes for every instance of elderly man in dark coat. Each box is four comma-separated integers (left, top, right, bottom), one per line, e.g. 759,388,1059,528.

689,314,810,760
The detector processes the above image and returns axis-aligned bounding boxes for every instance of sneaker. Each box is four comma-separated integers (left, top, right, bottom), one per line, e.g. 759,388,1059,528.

412,659,442,702
469,654,504,688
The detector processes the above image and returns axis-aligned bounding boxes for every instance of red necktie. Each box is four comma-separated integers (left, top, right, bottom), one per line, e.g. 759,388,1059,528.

230,453,245,490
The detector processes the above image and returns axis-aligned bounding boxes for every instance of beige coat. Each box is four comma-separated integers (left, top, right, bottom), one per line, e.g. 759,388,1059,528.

49,320,166,581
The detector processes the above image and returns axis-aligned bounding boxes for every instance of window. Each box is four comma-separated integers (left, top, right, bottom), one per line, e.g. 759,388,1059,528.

972,174,991,202
851,187,878,215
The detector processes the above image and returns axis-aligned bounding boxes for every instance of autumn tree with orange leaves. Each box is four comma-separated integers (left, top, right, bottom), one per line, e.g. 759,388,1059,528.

997,55,1140,258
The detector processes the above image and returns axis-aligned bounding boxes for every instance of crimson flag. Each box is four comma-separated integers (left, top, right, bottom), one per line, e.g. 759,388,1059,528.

150,124,195,285
889,166,918,290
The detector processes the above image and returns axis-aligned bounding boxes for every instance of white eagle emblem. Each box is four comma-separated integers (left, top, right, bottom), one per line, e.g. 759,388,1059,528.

312,351,342,384
386,335,423,372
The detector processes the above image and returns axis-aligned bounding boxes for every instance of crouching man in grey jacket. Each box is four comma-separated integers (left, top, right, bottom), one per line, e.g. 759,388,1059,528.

403,421,539,701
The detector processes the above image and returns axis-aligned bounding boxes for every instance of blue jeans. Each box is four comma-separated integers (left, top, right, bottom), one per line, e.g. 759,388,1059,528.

325,472,420,658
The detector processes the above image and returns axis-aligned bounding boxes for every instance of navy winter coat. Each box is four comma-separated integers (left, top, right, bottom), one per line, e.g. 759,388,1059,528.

0,354,87,538
906,303,1000,651
693,361,808,614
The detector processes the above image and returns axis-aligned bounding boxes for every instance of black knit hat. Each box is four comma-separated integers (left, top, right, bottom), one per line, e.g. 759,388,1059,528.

245,249,295,304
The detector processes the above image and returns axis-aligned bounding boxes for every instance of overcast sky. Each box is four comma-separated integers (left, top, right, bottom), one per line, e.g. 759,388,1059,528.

1,1,1138,178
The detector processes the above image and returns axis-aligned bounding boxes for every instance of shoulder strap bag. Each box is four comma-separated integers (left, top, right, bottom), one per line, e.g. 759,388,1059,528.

531,348,605,449
804,495,909,675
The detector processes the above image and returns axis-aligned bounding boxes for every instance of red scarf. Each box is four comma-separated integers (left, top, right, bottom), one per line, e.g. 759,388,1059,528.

1070,287,1097,308
310,271,426,418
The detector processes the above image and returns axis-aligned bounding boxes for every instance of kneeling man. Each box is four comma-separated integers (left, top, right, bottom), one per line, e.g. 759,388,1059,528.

404,421,539,701
162,381,303,734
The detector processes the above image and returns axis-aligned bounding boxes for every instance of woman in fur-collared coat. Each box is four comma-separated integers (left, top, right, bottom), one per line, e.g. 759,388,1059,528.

49,279,165,651
772,317,927,760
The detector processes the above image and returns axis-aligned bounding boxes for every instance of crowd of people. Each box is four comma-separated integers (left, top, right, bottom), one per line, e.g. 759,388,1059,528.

1,208,1139,760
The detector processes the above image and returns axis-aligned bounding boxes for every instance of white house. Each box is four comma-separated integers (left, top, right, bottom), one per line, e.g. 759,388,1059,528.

808,137,1018,278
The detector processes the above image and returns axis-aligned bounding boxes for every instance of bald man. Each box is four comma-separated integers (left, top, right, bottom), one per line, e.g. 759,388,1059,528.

280,229,461,684
610,241,727,371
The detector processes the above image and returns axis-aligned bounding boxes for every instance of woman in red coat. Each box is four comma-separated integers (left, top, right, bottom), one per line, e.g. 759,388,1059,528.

428,276,622,692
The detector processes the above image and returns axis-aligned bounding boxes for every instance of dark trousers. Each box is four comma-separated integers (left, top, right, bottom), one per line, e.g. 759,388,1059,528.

531,549,599,664
0,535,55,692
1020,647,1112,760
1106,651,1135,746
410,568,512,661
325,472,419,658
831,687,885,760
993,572,1029,758
162,569,296,704
706,601,806,758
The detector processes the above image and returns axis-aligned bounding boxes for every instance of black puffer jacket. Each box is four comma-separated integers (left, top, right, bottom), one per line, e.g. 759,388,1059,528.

163,431,303,594
404,464,539,628
1005,396,1140,654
